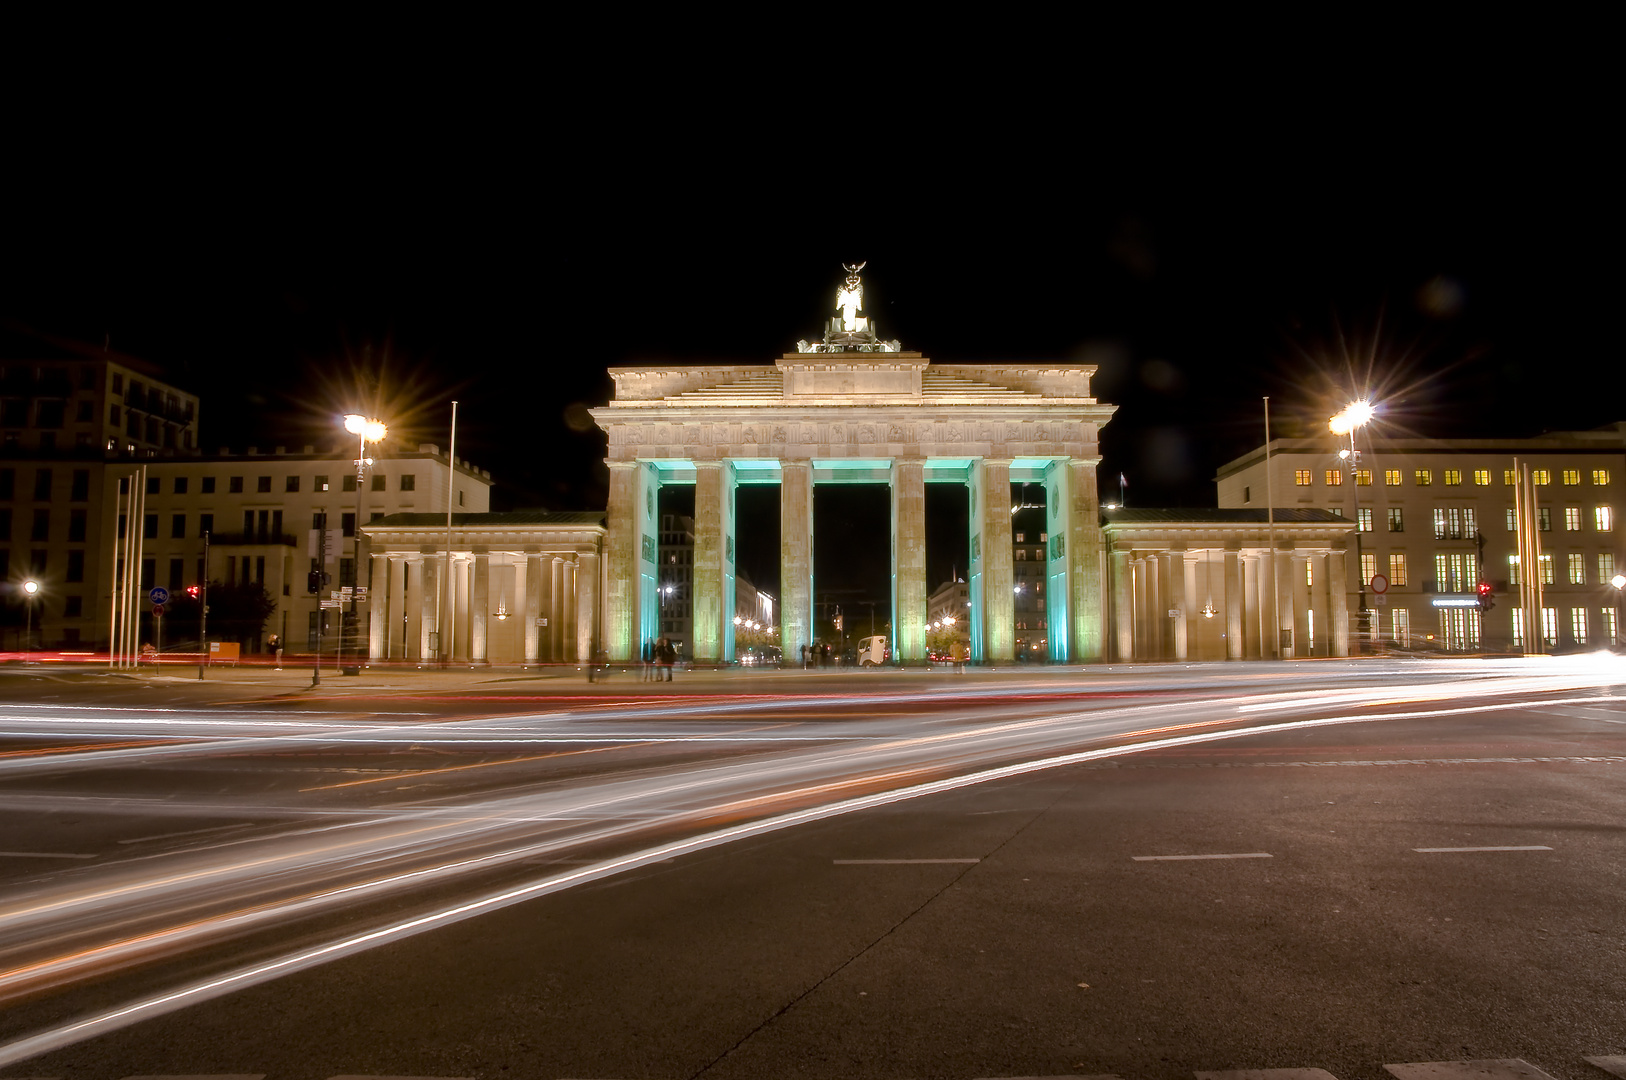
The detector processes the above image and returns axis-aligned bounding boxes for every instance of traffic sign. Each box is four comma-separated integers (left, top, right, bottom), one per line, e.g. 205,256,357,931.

1369,573,1389,594
152,605,165,618
148,586,170,605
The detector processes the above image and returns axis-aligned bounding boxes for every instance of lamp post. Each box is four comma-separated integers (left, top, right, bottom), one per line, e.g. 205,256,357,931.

22,579,39,659
342,414,387,675
1330,401,1375,653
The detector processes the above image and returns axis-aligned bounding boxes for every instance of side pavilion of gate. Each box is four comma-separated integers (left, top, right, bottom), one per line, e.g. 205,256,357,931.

589,355,1118,665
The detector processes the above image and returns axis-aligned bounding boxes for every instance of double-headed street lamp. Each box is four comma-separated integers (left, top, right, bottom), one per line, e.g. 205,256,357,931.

342,414,387,675
1330,401,1375,650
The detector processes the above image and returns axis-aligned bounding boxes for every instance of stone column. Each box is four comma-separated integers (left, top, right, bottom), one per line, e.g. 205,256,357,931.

1291,555,1311,658
576,547,600,663
1112,548,1133,662
388,557,407,659
369,554,388,659
471,553,490,663
691,461,736,665
1224,549,1243,660
1164,552,1187,660
405,558,423,661
452,557,470,662
779,461,815,658
1270,548,1292,657
524,554,542,664
1329,547,1350,657
979,459,1015,663
604,461,656,662
1051,457,1104,661
562,559,578,662
419,558,439,662
891,457,927,663
1307,553,1327,656
549,556,564,661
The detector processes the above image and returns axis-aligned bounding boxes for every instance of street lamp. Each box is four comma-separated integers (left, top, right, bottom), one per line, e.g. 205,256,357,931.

342,414,387,675
1330,401,1375,651
1612,573,1626,648
22,580,39,659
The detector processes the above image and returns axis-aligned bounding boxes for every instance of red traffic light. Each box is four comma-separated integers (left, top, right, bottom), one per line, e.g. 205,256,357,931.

1476,582,1493,597
186,585,201,598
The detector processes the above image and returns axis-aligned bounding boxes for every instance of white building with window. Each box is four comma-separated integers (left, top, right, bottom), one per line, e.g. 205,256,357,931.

1216,424,1626,652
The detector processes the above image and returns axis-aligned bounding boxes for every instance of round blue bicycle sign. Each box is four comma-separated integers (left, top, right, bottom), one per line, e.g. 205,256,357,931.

148,587,170,605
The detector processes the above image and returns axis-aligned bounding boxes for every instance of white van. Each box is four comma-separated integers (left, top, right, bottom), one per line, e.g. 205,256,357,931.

856,635,890,667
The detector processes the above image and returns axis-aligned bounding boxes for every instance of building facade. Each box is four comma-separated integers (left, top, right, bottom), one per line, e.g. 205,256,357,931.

1215,426,1626,651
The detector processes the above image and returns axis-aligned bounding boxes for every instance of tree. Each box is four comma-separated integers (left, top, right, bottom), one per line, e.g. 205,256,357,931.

167,580,277,645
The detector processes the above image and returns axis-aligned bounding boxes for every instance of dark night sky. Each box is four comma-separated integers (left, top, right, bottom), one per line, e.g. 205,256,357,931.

3,40,1614,603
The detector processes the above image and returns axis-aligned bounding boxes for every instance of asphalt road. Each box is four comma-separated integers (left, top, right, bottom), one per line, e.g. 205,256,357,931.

0,658,1623,1079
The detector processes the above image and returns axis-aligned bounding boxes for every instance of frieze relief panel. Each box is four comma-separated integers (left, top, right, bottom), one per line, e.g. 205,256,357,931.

605,416,1101,461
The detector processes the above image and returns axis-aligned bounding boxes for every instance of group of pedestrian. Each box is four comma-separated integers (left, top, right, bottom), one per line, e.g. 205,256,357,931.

800,643,834,668
640,637,677,681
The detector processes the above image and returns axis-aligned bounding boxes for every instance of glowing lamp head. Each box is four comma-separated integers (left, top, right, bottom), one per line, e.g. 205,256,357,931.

344,414,366,435
1613,574,1626,590
23,580,39,596
344,415,388,442
1330,400,1375,435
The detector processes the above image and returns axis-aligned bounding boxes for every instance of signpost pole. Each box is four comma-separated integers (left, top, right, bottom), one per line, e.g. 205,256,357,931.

198,530,209,680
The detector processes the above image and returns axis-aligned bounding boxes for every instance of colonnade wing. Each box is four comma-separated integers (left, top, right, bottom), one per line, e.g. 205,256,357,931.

360,515,605,666
1099,512,1355,662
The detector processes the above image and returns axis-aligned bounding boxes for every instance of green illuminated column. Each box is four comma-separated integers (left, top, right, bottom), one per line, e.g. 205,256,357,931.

605,461,657,662
471,553,489,663
890,457,927,663
692,460,738,665
780,461,814,658
979,458,1015,662
1053,455,1105,657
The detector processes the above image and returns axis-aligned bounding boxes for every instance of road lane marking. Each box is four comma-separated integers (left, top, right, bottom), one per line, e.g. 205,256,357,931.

833,858,981,864
1197,1070,1341,1080
0,851,96,860
1384,1060,1560,1080
1412,846,1553,853
1133,852,1272,861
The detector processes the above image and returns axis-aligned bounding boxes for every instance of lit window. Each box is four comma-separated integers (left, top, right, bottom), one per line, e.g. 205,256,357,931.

1305,560,1313,586
1387,507,1404,532
1508,554,1522,586
1294,470,1312,486
1385,469,1402,486
1571,608,1588,645
1533,469,1550,486
1355,469,1371,486
1564,507,1581,531
1593,469,1611,485
1389,553,1408,586
1602,553,1617,581
1014,532,1024,542
1511,609,1522,648
1360,552,1376,584
1603,607,1620,646
1415,470,1432,486
1473,470,1490,486
1542,608,1557,646
1597,506,1614,531
1443,469,1462,486
1505,508,1516,532
1325,469,1344,486
1357,507,1373,531
1538,507,1550,532
1538,554,1553,585
1568,553,1586,584
1563,469,1580,485
1392,608,1410,643
1504,469,1517,485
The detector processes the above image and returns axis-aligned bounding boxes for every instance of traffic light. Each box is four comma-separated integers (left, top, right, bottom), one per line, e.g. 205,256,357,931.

308,570,322,594
186,585,200,598
1476,581,1495,613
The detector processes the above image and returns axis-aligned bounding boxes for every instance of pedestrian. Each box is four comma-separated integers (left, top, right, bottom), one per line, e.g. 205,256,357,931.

268,634,283,671
641,638,655,681
658,636,675,681
802,643,810,669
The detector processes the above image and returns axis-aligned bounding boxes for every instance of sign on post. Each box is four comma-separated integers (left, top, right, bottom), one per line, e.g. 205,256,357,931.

1370,573,1389,594
148,587,170,605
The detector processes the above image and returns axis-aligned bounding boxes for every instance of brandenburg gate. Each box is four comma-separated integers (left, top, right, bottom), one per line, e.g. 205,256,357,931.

591,266,1119,665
